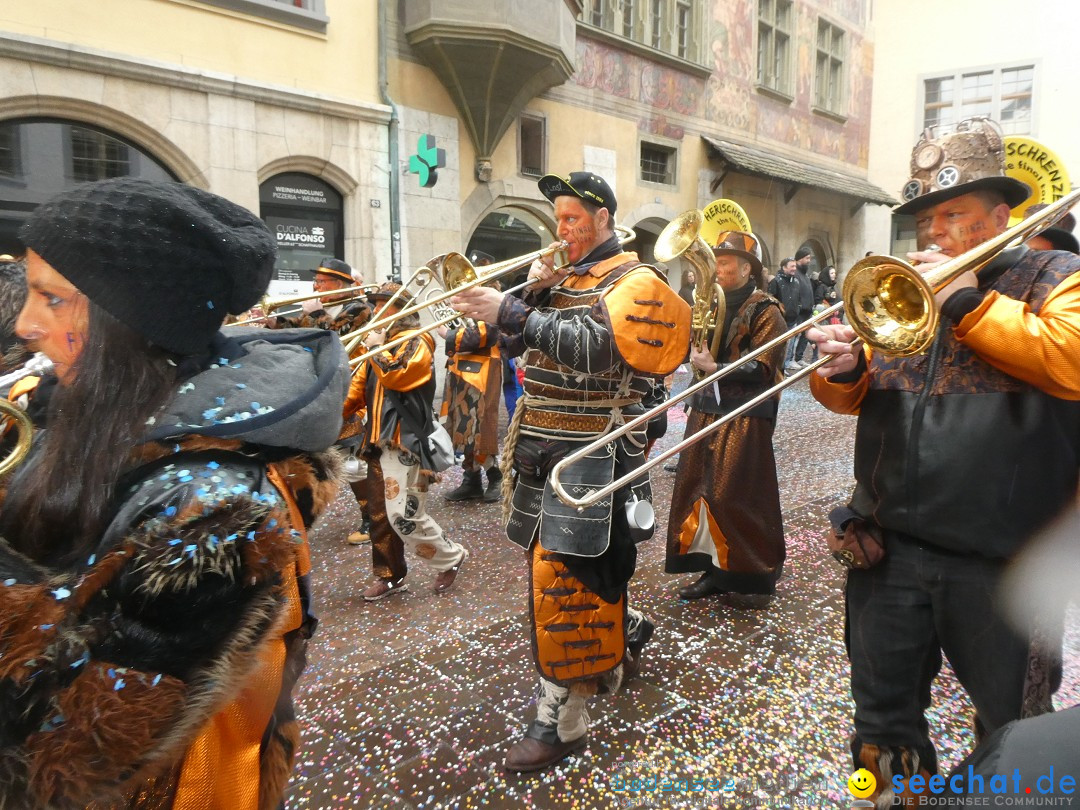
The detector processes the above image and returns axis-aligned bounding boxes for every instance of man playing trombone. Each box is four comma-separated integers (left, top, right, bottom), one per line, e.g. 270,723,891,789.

453,171,690,773
806,118,1080,807
272,257,374,341
271,257,376,544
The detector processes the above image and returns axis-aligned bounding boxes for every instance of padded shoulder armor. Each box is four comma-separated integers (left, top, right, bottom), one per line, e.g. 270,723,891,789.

600,268,691,376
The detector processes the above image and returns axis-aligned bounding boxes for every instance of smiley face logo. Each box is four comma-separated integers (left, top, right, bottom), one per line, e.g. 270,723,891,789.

848,768,876,798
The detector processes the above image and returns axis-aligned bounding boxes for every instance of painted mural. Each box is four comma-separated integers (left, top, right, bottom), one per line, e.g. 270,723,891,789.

573,38,706,129
572,2,872,168
707,1,872,166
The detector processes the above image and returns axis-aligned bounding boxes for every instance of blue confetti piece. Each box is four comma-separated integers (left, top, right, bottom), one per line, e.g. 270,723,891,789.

207,461,220,469
168,538,182,546
152,674,162,686
87,554,96,566
207,301,215,309
3,578,15,586
165,506,177,517
39,624,54,631
236,383,247,389
251,402,261,410
216,396,226,406
52,587,71,600
180,475,193,482
114,678,125,691
108,667,116,678
70,652,89,669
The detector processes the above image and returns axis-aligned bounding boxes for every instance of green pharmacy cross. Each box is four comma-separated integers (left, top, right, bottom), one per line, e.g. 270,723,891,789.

408,134,446,188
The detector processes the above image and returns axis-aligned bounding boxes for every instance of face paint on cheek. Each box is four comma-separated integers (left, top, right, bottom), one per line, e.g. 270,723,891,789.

571,224,595,243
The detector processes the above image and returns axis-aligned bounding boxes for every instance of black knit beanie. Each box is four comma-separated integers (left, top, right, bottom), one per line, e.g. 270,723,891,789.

20,177,276,355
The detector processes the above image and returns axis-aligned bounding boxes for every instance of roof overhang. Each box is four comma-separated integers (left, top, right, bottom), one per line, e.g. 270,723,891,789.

703,136,897,209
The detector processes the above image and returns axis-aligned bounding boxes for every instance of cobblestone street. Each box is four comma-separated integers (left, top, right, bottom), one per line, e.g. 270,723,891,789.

287,370,1079,809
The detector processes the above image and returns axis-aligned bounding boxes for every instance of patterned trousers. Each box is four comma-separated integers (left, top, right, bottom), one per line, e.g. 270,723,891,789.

368,443,466,580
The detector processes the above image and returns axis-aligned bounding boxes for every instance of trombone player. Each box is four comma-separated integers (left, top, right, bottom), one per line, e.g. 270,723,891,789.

453,171,690,773
270,257,375,544
272,257,374,343
806,118,1080,807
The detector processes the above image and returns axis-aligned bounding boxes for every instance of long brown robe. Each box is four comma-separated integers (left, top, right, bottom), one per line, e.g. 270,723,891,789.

665,286,787,594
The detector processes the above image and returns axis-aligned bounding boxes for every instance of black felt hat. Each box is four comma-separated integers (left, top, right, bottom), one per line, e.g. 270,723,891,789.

20,177,276,355
315,258,354,284
1025,204,1080,254
538,172,617,216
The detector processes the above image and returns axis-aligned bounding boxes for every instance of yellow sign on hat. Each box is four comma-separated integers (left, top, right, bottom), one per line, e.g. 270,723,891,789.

700,198,752,246
1005,137,1071,227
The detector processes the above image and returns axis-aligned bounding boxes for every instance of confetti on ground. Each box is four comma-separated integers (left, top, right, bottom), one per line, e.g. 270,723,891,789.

288,370,1080,808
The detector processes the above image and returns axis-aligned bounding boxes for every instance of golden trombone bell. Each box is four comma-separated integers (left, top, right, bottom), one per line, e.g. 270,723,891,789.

551,188,1080,510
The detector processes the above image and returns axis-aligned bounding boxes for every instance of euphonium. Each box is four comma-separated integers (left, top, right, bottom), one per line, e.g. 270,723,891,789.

654,209,723,379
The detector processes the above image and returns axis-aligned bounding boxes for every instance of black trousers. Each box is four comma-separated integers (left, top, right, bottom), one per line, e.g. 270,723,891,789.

845,534,1028,750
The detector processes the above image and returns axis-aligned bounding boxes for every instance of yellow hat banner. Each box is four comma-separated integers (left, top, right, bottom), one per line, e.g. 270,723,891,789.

1004,137,1071,227
701,198,752,246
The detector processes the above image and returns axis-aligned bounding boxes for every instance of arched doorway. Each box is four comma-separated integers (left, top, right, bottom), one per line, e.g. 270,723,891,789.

259,173,345,296
466,205,546,289
795,237,833,282
0,118,176,255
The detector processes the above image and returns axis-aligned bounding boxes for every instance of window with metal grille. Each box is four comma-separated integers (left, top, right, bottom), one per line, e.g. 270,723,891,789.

757,0,793,97
519,114,546,178
922,65,1033,135
69,127,130,183
813,19,845,115
640,142,676,186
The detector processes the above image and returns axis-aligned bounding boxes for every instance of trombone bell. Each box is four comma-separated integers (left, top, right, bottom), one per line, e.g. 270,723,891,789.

842,256,937,357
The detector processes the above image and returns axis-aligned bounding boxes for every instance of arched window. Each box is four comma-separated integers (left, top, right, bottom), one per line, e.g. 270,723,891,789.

0,118,176,254
259,173,345,296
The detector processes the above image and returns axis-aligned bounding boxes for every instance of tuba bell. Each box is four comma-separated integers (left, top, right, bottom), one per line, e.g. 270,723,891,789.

654,209,723,379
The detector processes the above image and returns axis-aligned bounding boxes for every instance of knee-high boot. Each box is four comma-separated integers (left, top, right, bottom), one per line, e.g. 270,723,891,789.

503,679,591,773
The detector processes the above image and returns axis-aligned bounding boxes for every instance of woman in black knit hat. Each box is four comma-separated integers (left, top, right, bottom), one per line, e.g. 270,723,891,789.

0,177,348,808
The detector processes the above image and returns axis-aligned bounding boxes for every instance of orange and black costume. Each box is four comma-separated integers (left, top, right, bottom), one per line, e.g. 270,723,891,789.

345,316,465,582
0,328,347,809
665,282,787,595
441,320,503,471
810,246,1080,801
496,235,689,746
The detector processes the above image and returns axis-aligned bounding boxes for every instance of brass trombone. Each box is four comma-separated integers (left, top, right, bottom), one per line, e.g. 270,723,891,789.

229,284,380,327
348,226,637,369
550,187,1080,510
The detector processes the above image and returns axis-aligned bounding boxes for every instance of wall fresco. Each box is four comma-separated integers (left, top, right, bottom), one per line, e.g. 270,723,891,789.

703,0,872,168
573,39,706,119
572,3,872,168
